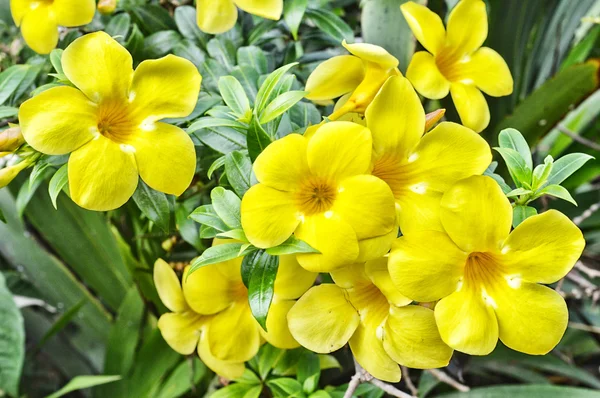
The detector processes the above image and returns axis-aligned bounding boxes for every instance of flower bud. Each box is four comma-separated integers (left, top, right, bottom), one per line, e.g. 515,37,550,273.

98,0,118,15
424,109,446,132
0,126,25,152
0,161,28,188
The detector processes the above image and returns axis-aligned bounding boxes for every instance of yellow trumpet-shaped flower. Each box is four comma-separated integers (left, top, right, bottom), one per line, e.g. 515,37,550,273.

19,32,201,211
401,0,513,132
197,0,283,34
10,0,95,54
240,121,397,272
389,176,585,356
287,258,453,382
305,41,400,120
365,75,491,234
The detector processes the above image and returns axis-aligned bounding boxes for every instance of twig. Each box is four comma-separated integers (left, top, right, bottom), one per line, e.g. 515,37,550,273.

344,361,415,398
568,322,600,335
566,270,600,303
401,366,418,396
573,201,600,226
556,124,600,152
575,261,600,279
428,369,470,392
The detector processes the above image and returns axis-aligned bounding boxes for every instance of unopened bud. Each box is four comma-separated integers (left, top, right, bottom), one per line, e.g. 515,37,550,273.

424,109,446,132
0,161,28,188
0,126,24,152
98,0,118,15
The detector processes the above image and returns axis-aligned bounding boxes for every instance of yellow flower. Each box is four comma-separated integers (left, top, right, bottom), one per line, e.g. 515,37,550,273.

153,259,245,380
287,258,453,382
0,126,24,152
305,41,400,120
97,0,118,15
365,75,491,234
18,32,201,211
389,176,585,356
10,0,95,54
240,121,397,272
401,0,513,133
197,0,283,34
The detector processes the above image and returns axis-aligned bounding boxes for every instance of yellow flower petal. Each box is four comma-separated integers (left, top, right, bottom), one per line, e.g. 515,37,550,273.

207,300,261,362
305,55,365,101
196,0,238,34
435,286,498,355
400,2,446,55
126,122,196,196
254,133,309,191
295,214,360,272
494,282,568,355
446,0,488,57
10,0,30,25
395,189,444,234
307,121,372,181
450,83,490,133
383,305,453,368
183,259,241,315
62,31,134,103
19,86,96,155
365,257,412,307
68,135,138,211
262,299,299,349
197,328,246,380
19,5,58,54
406,51,450,99
332,175,395,240
389,231,466,302
342,41,399,70
52,0,95,26
288,284,360,353
129,55,202,122
274,255,317,300
440,176,512,253
350,323,401,383
241,184,299,248
153,259,188,313
356,226,398,263
501,210,585,284
365,75,425,161
158,312,204,355
465,47,513,97
234,0,284,20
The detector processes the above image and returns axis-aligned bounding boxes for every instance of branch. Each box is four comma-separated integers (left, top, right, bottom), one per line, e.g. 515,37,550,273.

428,369,470,392
556,124,600,152
575,261,600,279
573,201,600,226
344,361,415,398
401,366,418,396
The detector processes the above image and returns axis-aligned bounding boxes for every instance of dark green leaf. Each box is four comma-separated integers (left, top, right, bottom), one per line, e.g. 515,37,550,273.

255,63,298,114
284,0,308,40
267,378,305,398
247,116,273,162
46,376,122,398
188,243,245,275
266,236,320,256
438,385,600,398
238,46,269,75
225,151,252,197
248,251,279,330
305,9,354,43
48,164,68,210
211,383,255,398
129,4,177,35
219,76,251,117
35,298,86,351
512,205,537,228
125,23,145,59
200,59,230,93
143,30,182,59
174,5,209,46
207,37,237,71
211,187,242,229
156,358,207,398
208,155,226,179
0,65,29,105
231,65,260,103
132,180,171,233
258,344,284,380
546,153,594,186
173,39,206,67
194,125,247,154
0,272,24,397
105,13,131,43
297,351,320,394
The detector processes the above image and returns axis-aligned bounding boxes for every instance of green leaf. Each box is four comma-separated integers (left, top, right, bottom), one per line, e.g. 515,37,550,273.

173,39,206,67
238,46,269,75
212,383,255,398
176,200,203,250
247,250,279,330
188,117,246,132
0,272,24,397
512,205,537,228
0,208,5,223
129,4,177,35
0,65,29,105
284,0,308,40
546,153,594,186
49,49,64,74
17,165,52,217
143,30,182,58
255,63,298,114
189,204,229,232
505,187,532,198
498,128,532,170
266,236,320,256
48,164,68,209
208,155,226,179
174,5,209,46
493,147,532,187
538,184,577,205
232,65,260,103
188,243,245,275
247,116,273,162
211,187,242,229
258,344,284,380
132,180,171,233
561,25,600,71
361,0,414,72
46,375,122,398
305,9,353,43
267,378,305,398
125,23,144,59
438,385,600,398
194,125,247,154
318,355,341,370
532,155,553,190
105,13,131,44
225,151,252,197
156,358,207,398
200,58,230,93
35,298,86,351
297,351,320,394
217,228,248,242
260,91,308,124
219,76,251,118
207,37,237,71
0,105,17,119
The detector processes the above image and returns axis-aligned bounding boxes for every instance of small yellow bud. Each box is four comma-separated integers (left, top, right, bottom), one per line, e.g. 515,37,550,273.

98,0,118,15
0,126,25,152
0,161,28,189
424,109,446,132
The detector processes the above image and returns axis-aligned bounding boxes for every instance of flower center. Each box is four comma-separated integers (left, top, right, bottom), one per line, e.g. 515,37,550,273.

462,252,511,306
296,178,337,215
371,154,418,199
96,101,138,143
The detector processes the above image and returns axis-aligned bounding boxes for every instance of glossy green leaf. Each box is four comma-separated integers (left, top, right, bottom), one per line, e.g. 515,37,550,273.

265,236,320,256
46,375,121,398
267,377,305,398
105,13,131,44
0,65,29,105
194,125,246,154
143,30,182,59
238,46,269,75
174,5,209,46
498,128,533,170
48,164,68,210
247,116,273,162
225,151,252,197
156,358,207,398
538,184,577,205
297,351,320,394
188,243,245,275
260,91,308,124
35,298,86,352
512,205,537,228
211,187,242,229
305,9,353,43
532,155,553,190
207,38,236,72
546,153,594,186
284,0,308,40
247,250,279,330
255,63,298,114
132,180,171,233
219,76,251,118
129,4,177,35
0,272,24,397
494,147,532,187
189,204,229,232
